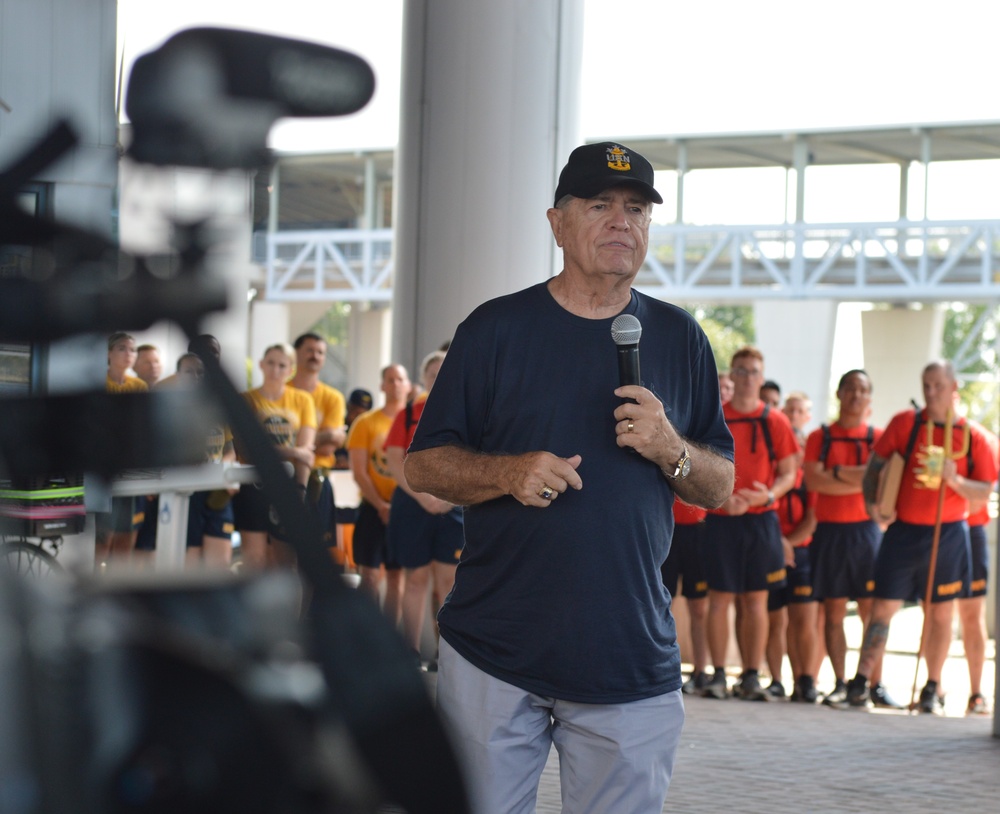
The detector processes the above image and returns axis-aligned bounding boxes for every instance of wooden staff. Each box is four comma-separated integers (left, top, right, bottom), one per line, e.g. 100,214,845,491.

908,406,953,713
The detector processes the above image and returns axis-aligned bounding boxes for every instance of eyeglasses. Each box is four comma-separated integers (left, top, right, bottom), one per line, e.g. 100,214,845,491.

731,367,762,378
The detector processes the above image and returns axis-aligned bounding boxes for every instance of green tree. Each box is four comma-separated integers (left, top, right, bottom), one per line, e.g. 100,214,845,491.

942,302,1000,433
684,304,755,370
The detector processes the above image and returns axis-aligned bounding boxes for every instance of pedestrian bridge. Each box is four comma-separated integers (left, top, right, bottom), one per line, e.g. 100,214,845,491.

259,218,1000,304
256,121,1000,305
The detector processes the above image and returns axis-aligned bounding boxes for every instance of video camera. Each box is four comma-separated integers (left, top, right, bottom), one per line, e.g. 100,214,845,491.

0,28,469,814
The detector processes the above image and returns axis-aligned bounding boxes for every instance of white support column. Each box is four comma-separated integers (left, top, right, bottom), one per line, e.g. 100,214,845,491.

921,130,932,220
793,136,808,223
861,306,944,428
268,163,280,234
675,141,687,224
391,0,585,374
898,161,909,220
349,304,393,398
248,301,291,387
753,300,837,429
363,155,377,229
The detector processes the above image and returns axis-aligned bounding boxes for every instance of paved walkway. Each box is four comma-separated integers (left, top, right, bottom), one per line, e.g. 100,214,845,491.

419,605,998,812
548,690,1000,813
532,605,999,812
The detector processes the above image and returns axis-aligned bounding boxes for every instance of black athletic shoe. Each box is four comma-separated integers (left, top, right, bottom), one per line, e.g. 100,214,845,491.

682,671,710,695
918,684,945,715
765,680,787,700
870,682,904,709
822,679,849,709
846,676,870,708
792,676,818,703
700,671,729,699
737,672,770,702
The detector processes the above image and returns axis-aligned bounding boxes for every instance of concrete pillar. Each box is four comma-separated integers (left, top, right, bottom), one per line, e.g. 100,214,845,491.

248,301,290,387
753,300,838,430
349,304,393,398
391,0,585,374
861,306,944,428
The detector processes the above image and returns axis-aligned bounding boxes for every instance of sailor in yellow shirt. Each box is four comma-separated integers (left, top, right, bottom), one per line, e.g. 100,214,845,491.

346,363,411,623
96,332,149,568
289,332,348,558
233,343,317,570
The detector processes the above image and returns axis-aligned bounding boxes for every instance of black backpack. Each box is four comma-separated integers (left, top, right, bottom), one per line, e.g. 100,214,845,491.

818,423,875,467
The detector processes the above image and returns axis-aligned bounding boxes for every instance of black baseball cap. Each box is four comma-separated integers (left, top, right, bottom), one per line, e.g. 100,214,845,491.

348,388,373,410
553,142,662,207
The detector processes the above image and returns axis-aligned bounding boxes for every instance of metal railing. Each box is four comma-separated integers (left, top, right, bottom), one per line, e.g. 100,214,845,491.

261,219,1000,303
262,228,394,302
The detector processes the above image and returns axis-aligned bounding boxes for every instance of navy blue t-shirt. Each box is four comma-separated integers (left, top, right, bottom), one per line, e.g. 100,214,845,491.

409,283,733,703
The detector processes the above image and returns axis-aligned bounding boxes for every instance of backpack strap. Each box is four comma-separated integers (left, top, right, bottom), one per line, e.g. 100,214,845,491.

820,423,877,466
726,404,776,463
784,482,808,525
902,409,923,464
404,400,415,434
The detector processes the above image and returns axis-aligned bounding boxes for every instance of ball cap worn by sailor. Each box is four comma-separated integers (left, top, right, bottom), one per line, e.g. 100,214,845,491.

553,142,663,207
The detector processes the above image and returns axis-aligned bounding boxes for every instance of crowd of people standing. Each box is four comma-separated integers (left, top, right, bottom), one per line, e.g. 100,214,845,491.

91,140,1000,814
676,354,999,716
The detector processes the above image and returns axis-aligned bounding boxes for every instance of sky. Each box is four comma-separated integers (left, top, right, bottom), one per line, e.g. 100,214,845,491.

116,0,1000,224
119,0,1000,224
117,0,1000,150
115,0,1000,405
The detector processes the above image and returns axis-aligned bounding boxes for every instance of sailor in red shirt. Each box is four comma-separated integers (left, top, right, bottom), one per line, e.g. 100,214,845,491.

660,499,710,693
766,417,818,702
848,360,998,713
802,369,900,710
700,347,799,702
384,350,463,666
956,424,998,714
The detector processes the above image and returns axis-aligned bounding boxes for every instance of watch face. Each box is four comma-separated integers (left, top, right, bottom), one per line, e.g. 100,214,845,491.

680,457,692,478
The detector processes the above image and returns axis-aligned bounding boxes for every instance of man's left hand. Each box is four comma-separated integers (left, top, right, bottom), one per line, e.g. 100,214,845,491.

613,385,683,467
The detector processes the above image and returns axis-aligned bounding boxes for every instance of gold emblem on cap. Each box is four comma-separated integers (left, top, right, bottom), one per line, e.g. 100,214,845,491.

606,145,631,172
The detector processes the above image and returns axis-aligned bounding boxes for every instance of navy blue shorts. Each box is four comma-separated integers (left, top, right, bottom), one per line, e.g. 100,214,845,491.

660,521,708,599
352,499,400,570
312,474,338,548
134,495,159,551
232,482,284,539
768,545,816,610
386,489,463,569
968,523,988,598
810,520,881,601
703,512,786,593
186,490,235,548
873,520,970,603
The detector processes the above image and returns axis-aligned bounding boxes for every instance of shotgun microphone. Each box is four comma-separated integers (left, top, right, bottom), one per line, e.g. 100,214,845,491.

611,314,642,387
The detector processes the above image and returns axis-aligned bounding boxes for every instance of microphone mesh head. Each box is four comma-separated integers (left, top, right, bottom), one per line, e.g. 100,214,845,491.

611,314,642,346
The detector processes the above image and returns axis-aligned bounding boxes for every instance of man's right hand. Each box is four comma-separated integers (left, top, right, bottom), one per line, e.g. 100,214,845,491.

506,452,583,508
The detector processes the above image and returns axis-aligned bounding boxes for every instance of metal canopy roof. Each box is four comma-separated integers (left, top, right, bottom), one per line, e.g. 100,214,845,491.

263,122,1000,229
256,149,395,230
597,121,1000,171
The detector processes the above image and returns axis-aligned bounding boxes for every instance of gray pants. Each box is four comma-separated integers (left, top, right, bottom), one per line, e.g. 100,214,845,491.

437,639,685,814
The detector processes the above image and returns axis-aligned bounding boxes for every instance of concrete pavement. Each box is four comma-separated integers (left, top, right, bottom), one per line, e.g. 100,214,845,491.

417,604,998,812
533,605,998,812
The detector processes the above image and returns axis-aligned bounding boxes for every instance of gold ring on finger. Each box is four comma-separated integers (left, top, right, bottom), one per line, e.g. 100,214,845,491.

539,486,555,501
627,419,635,433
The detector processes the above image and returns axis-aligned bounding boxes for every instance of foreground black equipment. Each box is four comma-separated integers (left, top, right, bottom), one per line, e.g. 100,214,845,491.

0,28,470,814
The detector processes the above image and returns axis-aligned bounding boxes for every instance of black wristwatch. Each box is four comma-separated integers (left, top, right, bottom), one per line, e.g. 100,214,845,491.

666,446,691,480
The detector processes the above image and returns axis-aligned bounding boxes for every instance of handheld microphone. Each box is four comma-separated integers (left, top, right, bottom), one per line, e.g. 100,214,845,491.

611,314,642,387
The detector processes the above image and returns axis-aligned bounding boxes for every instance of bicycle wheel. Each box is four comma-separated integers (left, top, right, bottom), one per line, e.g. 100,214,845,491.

0,541,62,578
